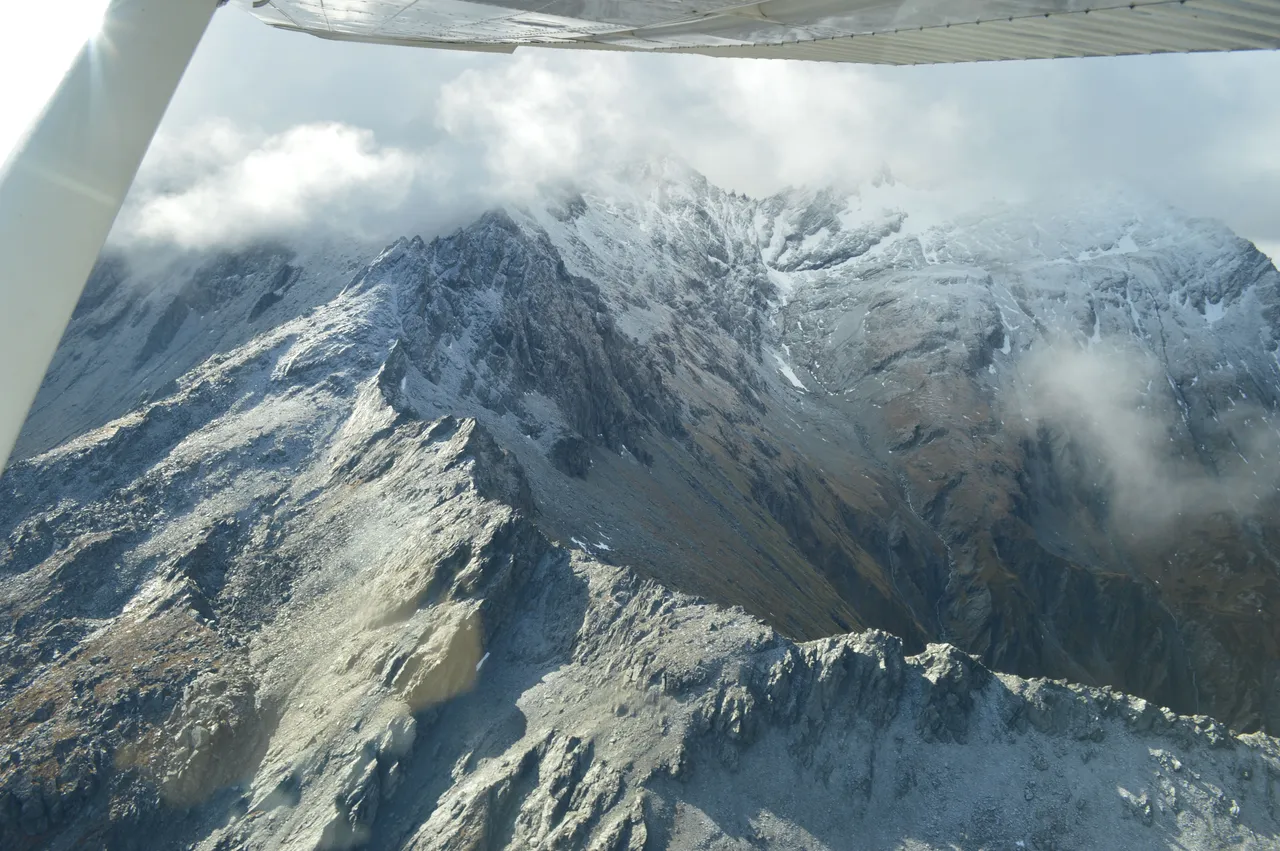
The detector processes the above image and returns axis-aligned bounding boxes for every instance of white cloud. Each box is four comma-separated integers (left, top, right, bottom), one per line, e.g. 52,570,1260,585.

1019,343,1280,537
435,54,634,195
429,53,977,200
104,9,1280,251
116,122,419,249
124,50,991,249
676,61,967,194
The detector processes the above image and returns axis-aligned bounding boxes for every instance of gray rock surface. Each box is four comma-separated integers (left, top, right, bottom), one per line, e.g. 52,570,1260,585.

4,161,1280,848
6,400,1280,849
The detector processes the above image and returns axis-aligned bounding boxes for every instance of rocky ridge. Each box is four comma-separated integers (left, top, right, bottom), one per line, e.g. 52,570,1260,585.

4,394,1280,848
3,162,1280,847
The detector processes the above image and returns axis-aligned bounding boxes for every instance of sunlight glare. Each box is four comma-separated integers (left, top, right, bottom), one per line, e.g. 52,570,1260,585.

0,0,115,171
80,0,114,42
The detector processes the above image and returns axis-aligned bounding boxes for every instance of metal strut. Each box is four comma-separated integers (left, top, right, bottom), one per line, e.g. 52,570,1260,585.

0,0,218,471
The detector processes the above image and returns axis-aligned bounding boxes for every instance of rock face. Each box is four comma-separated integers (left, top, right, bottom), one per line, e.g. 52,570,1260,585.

4,405,1280,850
4,161,1280,848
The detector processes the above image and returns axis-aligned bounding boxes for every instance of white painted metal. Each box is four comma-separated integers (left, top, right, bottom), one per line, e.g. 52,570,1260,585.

251,0,1280,61
0,0,217,471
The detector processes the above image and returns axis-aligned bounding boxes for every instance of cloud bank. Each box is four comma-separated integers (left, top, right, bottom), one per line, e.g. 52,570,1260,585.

108,8,1280,254
118,122,418,249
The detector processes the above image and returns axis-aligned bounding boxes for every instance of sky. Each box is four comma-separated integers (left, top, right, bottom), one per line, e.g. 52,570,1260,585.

3,2,1280,260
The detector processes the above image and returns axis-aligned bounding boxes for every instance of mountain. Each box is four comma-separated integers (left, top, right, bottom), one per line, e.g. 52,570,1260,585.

3,162,1280,848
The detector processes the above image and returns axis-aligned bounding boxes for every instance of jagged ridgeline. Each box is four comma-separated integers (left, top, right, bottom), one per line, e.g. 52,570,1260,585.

3,162,1280,848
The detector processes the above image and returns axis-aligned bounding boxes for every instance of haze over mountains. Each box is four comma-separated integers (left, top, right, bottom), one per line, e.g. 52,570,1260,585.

3,162,1280,848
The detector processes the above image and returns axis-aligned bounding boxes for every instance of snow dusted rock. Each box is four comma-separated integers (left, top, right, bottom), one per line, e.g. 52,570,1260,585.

2,393,1280,848
4,161,1280,847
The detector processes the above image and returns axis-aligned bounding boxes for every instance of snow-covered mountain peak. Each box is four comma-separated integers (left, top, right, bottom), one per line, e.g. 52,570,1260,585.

5,162,1280,848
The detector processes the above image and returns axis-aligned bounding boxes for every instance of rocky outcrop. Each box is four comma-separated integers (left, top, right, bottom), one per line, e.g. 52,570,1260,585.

524,174,1280,733
14,173,1280,742
400,211,684,455
10,396,1278,848
5,163,1280,847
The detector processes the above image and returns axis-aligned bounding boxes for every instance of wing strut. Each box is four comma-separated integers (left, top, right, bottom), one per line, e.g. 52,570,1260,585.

0,0,218,471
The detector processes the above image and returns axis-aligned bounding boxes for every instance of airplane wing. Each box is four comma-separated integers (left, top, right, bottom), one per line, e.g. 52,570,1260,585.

247,0,1280,64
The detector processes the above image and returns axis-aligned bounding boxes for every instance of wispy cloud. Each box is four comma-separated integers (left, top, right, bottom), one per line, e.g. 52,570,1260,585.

111,10,1280,251
117,122,419,248
1018,342,1280,537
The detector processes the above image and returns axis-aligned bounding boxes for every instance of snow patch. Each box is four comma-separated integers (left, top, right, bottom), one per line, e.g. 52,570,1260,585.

766,266,797,304
799,227,831,252
773,353,808,391
1125,288,1143,334
1076,227,1141,262
1203,298,1227,324
842,180,955,239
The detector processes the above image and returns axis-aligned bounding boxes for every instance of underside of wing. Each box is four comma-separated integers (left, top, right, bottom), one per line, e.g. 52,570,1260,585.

245,0,1280,63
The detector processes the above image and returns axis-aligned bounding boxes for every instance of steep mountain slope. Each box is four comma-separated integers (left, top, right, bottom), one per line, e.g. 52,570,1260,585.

12,163,1280,734
4,163,1280,847
4,398,1279,849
